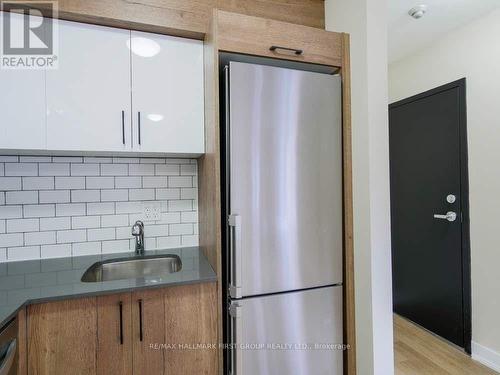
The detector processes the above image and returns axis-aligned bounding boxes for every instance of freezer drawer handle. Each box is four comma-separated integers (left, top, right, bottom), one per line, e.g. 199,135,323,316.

229,303,243,375
0,338,16,375
270,45,303,56
228,214,242,298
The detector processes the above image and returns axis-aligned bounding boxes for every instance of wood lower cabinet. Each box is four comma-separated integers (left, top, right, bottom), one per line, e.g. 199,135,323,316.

24,283,217,375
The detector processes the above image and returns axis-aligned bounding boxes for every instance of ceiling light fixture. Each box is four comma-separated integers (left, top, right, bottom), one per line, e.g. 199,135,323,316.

408,4,428,19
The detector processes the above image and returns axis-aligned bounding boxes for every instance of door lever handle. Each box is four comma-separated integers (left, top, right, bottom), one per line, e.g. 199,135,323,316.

433,211,457,222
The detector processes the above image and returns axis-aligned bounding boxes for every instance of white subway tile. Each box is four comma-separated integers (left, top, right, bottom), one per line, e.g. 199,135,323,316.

5,163,38,176
39,190,70,204
41,244,71,258
0,220,5,233
71,216,100,229
86,177,114,189
25,231,56,246
0,233,24,247
116,226,131,240
0,192,4,205
55,203,85,217
24,204,55,218
6,191,38,205
145,237,156,250
57,229,86,243
115,176,141,188
158,212,181,224
0,177,22,190
22,177,54,190
0,206,23,219
55,177,85,190
19,156,51,162
101,215,128,228
180,164,197,176
168,200,192,212
168,176,192,188
143,177,168,188
71,163,99,176
39,163,70,176
102,240,130,254
87,202,114,215
53,157,83,163
165,158,190,164
112,157,139,164
140,158,165,164
180,188,197,200
193,223,198,235
169,223,193,236
71,190,100,203
181,211,198,223
40,217,71,231
157,236,181,249
181,235,198,247
129,189,154,201
72,242,101,256
0,248,5,261
128,213,146,225
84,157,112,163
0,156,18,162
116,201,142,214
129,164,154,176
101,164,128,176
7,246,40,261
88,228,115,241
146,224,168,237
192,176,198,188
156,188,180,200
0,164,4,176
101,189,128,202
7,219,39,233
155,164,179,176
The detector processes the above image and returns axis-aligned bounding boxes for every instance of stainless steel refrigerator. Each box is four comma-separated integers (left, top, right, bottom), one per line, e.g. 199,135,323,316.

223,60,343,375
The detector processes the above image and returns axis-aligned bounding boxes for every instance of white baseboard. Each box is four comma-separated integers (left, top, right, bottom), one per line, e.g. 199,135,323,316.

472,341,500,372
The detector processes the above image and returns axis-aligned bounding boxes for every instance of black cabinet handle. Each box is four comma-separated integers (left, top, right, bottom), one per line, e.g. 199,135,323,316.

138,112,141,145
121,111,125,145
119,301,123,345
138,299,143,342
270,45,303,55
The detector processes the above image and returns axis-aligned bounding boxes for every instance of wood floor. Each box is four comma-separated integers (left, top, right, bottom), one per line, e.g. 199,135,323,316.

394,314,498,375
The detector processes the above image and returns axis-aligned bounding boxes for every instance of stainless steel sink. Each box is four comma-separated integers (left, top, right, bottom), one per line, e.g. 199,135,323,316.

81,254,182,282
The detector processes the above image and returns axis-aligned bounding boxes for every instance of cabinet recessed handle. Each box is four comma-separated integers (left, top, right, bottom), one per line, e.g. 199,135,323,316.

270,45,303,55
138,112,141,146
121,111,125,145
119,301,124,345
138,299,143,342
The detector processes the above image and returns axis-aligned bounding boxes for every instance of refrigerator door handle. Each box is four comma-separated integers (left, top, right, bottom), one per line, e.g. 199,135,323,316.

228,214,242,298
229,302,243,375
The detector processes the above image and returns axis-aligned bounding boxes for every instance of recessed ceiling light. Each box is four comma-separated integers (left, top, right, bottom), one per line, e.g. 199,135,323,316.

126,37,161,58
408,5,428,19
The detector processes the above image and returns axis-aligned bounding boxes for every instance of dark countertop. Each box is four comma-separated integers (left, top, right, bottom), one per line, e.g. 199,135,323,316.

0,246,216,330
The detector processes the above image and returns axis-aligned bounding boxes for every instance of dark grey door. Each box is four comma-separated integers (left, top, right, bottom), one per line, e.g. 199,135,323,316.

389,79,470,351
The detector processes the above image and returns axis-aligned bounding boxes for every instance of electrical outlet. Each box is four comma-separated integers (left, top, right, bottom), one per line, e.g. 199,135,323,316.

142,202,161,221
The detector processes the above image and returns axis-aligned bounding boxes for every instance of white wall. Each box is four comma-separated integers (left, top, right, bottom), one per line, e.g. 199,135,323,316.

389,7,500,369
325,1,394,374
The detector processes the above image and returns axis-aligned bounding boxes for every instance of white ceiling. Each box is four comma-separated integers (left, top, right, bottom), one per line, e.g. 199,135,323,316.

388,0,500,63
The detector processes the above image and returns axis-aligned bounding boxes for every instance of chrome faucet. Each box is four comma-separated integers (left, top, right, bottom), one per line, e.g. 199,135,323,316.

131,220,145,255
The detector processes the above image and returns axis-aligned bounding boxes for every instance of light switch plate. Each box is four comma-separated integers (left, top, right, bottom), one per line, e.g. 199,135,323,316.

142,202,161,221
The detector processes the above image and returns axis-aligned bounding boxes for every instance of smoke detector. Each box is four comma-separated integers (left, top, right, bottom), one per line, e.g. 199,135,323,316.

408,5,428,19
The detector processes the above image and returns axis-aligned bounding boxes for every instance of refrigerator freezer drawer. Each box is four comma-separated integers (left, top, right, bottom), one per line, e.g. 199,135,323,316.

229,286,343,375
228,61,343,298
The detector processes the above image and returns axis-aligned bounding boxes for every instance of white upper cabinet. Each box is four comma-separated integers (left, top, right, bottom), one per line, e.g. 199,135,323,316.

0,13,46,151
130,31,204,154
46,20,132,152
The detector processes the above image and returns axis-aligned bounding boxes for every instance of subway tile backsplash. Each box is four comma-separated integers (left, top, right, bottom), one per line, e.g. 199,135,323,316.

0,156,199,262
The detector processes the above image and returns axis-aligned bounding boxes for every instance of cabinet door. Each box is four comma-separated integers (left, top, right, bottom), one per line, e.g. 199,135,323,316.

27,298,97,375
164,283,218,375
132,289,165,375
0,12,46,151
97,293,133,375
130,31,204,154
46,20,131,152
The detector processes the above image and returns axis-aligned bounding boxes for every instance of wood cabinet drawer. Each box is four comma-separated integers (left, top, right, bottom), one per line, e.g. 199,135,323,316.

216,10,343,67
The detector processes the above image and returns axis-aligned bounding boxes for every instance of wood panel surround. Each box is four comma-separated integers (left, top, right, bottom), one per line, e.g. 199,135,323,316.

199,9,356,375
9,0,324,39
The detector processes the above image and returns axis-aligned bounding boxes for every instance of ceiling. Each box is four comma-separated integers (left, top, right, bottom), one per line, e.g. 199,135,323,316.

388,0,500,63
